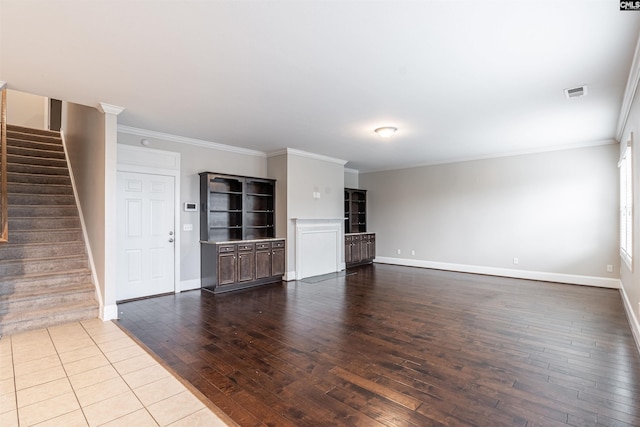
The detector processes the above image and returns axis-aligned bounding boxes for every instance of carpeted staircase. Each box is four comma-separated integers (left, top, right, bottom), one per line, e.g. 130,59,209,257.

0,124,98,336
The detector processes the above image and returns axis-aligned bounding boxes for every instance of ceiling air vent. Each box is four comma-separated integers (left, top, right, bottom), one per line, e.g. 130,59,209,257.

564,85,588,99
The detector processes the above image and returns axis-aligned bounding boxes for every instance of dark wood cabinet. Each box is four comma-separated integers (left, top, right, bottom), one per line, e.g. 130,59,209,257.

271,240,285,276
218,248,236,285
201,238,285,293
200,172,282,293
344,188,367,234
255,241,272,280
237,243,255,283
345,188,373,267
345,232,375,267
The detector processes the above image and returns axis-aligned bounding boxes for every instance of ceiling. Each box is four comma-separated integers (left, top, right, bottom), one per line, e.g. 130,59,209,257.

1,1,639,172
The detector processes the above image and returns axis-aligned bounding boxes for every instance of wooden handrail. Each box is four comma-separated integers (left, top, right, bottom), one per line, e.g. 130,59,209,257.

0,86,7,243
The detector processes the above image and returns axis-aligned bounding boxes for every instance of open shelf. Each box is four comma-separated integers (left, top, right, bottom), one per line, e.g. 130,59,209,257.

200,172,276,241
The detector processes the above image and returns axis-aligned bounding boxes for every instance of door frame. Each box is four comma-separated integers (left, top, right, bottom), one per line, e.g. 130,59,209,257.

117,144,181,294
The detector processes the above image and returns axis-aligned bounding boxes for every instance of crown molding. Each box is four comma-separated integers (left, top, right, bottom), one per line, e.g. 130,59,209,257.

344,167,359,174
97,102,125,115
0,81,6,90
117,125,267,158
267,148,347,165
616,33,640,142
360,138,617,174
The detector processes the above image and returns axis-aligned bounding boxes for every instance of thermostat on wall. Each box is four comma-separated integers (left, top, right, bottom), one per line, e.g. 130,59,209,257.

184,202,198,212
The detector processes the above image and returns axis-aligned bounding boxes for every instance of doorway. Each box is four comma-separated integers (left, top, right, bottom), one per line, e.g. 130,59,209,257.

116,171,176,301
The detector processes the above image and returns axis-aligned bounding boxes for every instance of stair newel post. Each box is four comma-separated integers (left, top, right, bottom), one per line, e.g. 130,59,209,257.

0,84,7,243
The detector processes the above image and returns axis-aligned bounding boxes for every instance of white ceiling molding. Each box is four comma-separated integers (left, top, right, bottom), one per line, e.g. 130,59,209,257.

268,148,347,165
97,102,125,115
0,81,6,90
118,125,267,158
616,34,640,142
361,138,618,174
344,168,359,174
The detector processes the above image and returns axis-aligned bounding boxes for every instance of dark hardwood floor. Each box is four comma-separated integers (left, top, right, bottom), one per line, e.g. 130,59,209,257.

116,264,640,427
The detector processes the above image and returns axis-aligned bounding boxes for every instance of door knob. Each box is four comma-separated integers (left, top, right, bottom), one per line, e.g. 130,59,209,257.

169,231,174,236
169,238,174,243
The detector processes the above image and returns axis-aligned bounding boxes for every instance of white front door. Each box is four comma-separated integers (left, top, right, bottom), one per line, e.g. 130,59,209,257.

117,171,175,301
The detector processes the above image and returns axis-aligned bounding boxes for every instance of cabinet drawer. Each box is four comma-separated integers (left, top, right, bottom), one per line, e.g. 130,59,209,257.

255,242,271,250
352,235,362,241
272,240,285,249
217,244,236,253
237,243,254,251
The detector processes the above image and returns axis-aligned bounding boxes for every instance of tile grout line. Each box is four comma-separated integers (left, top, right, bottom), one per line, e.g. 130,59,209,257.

7,321,230,427
76,320,161,426
9,335,18,425
47,324,94,427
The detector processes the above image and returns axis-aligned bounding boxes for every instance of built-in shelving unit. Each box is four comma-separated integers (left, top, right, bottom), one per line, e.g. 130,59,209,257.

344,188,367,233
200,173,276,241
200,172,282,293
344,188,375,267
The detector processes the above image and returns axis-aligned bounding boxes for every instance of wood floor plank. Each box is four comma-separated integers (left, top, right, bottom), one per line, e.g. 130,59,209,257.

117,264,640,426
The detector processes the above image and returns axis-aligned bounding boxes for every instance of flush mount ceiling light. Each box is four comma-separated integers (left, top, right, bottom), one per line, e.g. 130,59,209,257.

375,127,397,138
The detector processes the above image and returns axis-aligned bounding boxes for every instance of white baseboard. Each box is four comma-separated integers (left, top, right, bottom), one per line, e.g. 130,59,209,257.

179,279,201,292
620,283,640,356
101,304,119,321
374,257,620,289
284,271,296,282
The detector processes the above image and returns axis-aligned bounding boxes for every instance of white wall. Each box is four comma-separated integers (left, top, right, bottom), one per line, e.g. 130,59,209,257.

61,102,107,312
360,144,620,286
117,132,267,288
285,151,345,276
344,169,359,189
267,153,288,241
7,89,46,129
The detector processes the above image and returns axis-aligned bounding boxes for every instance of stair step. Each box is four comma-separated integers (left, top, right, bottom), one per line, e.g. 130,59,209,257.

9,216,81,231
6,129,62,145
0,255,89,277
8,144,66,160
8,162,69,176
0,283,95,314
7,124,61,138
9,205,79,218
8,193,76,205
0,270,93,293
1,125,99,337
7,136,65,153
8,153,67,168
0,300,98,337
7,182,73,196
7,229,83,244
7,172,71,186
0,242,86,261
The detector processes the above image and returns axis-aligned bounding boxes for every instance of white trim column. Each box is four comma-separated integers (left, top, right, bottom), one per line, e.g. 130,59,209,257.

98,102,124,320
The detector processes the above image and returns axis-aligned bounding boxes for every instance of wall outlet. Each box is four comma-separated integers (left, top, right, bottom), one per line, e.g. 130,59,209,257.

513,257,519,265
411,250,416,256
396,249,401,255
183,224,193,231
606,265,613,272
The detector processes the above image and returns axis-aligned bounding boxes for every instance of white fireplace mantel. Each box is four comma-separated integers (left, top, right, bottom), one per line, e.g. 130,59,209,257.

293,218,344,280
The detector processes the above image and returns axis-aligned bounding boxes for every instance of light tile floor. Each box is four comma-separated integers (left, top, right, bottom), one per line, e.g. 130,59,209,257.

0,319,232,426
